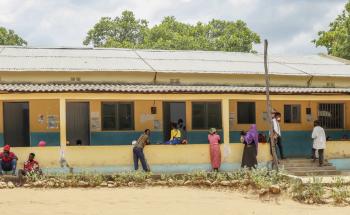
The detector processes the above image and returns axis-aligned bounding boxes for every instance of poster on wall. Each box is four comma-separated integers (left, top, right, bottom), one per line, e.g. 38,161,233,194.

140,113,155,123
153,120,161,130
37,114,45,124
47,115,58,129
91,112,101,131
229,112,235,128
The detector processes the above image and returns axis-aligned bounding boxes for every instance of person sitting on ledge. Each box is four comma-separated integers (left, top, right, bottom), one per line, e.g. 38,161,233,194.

19,153,42,176
0,145,18,175
165,123,182,145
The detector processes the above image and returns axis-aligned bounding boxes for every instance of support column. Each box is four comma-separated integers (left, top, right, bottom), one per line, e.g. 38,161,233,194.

222,98,230,144
59,98,67,147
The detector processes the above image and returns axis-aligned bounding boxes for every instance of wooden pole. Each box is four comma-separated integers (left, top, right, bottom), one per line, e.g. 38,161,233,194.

264,40,279,171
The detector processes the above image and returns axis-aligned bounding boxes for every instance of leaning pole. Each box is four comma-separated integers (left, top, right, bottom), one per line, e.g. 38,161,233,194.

264,39,279,171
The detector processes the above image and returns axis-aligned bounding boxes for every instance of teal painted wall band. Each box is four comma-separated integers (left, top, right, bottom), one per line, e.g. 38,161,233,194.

90,131,164,146
187,131,223,144
30,132,60,146
0,134,4,147
230,130,350,157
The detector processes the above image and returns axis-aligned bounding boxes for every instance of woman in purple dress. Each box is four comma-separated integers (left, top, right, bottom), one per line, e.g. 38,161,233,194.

241,124,259,169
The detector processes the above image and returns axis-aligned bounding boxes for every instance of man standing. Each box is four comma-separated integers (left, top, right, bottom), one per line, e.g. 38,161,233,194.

312,120,326,166
0,145,18,175
133,129,151,172
272,112,286,159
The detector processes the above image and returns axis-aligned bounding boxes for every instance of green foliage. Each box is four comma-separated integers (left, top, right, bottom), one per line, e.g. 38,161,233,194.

83,10,260,52
313,1,350,59
83,10,148,48
247,168,286,189
290,177,325,204
331,177,350,204
25,171,44,182
0,26,27,46
113,171,152,183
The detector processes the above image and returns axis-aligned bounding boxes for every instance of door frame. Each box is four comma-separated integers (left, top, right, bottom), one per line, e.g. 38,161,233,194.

162,101,186,142
3,101,30,147
66,101,91,146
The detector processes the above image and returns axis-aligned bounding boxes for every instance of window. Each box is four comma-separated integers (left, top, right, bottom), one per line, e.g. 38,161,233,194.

192,102,222,129
237,102,256,124
284,104,301,123
318,103,344,129
102,102,134,130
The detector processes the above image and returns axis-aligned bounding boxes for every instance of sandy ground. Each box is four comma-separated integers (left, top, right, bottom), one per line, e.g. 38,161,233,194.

0,187,348,215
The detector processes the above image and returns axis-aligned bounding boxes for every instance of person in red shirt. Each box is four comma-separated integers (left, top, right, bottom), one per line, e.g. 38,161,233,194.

25,153,40,173
0,145,18,175
18,153,42,185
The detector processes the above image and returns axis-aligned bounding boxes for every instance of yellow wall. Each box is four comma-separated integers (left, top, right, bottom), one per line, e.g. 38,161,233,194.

0,72,154,84
0,101,2,132
89,100,164,132
3,71,350,88
9,141,350,168
325,141,350,159
11,144,272,168
134,100,163,131
0,100,59,133
1,95,349,134
29,100,60,132
230,100,350,131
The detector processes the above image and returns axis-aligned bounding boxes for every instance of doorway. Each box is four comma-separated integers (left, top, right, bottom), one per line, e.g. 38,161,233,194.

66,102,90,146
3,102,30,147
163,102,186,141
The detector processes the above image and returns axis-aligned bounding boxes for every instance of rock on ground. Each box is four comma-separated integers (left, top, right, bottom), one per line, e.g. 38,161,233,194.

269,185,281,194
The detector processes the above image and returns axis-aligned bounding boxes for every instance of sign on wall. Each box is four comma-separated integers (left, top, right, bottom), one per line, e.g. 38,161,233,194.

153,120,161,130
38,114,45,124
90,112,101,131
140,113,155,123
47,115,58,129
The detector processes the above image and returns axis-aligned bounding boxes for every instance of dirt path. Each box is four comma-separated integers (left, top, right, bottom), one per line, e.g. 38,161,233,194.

0,187,348,215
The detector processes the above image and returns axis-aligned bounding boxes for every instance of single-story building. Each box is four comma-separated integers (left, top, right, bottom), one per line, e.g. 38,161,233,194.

0,46,350,172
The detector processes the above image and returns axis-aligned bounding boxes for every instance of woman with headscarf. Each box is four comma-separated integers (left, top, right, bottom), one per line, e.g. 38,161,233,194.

241,124,259,169
208,128,221,171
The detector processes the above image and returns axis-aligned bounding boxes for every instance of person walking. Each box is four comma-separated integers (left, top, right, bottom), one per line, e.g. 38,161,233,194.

311,120,326,166
133,129,151,171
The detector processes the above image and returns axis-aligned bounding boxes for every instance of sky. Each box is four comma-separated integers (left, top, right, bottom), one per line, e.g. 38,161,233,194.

0,0,348,54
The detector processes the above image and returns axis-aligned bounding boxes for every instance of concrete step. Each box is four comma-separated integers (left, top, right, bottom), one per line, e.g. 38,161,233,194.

282,162,332,168
284,166,336,172
280,158,329,164
290,170,340,176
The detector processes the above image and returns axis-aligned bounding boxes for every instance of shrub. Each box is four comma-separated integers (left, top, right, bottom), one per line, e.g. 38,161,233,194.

290,177,325,204
331,177,350,204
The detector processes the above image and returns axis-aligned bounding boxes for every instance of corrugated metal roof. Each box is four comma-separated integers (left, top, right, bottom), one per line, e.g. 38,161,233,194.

0,46,349,77
0,83,349,94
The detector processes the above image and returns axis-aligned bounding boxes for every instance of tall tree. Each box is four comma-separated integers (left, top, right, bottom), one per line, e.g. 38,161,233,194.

0,27,27,46
83,10,148,48
83,11,260,52
313,1,350,60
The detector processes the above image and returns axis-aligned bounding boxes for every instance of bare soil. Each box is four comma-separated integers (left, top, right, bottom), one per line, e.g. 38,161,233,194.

0,187,348,215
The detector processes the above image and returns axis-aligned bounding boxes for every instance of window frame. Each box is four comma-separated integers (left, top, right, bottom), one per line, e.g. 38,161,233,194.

237,102,256,124
101,102,134,131
191,102,222,130
284,104,301,123
318,103,344,129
